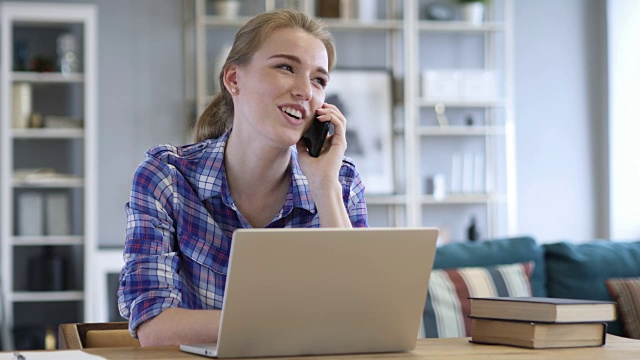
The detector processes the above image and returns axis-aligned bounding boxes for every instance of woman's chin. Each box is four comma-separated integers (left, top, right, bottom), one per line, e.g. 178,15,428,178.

279,130,304,148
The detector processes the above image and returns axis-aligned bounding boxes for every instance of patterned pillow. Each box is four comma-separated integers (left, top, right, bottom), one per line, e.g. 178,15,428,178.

422,261,534,338
605,277,640,339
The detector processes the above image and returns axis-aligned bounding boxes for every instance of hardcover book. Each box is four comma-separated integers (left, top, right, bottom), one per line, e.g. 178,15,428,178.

470,318,607,349
469,297,617,323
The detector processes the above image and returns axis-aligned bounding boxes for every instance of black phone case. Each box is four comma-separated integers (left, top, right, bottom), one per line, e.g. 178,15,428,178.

302,118,330,157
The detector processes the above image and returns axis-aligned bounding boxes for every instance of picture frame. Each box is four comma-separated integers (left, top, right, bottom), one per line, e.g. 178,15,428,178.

325,69,394,194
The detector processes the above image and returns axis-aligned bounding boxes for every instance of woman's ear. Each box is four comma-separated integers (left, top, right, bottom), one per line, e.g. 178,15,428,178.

223,64,239,94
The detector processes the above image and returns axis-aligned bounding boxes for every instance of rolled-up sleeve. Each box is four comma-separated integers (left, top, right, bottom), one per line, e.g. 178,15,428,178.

340,160,368,228
118,155,184,338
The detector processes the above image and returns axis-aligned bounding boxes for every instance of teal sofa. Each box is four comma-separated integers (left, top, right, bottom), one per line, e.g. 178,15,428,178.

431,236,640,337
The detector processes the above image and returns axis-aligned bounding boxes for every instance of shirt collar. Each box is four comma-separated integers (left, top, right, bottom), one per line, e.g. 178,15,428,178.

194,130,229,202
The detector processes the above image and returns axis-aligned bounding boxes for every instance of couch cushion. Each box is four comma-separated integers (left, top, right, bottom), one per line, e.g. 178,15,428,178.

544,240,640,336
422,261,534,338
433,237,546,297
606,277,640,339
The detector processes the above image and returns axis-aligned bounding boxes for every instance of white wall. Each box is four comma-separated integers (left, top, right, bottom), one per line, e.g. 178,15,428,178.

513,0,608,243
95,0,184,247
607,0,640,241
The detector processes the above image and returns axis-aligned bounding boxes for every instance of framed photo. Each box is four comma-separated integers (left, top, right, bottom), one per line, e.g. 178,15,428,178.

326,69,394,194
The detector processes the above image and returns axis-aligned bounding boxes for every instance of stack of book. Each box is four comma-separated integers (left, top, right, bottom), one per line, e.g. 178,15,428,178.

469,297,617,349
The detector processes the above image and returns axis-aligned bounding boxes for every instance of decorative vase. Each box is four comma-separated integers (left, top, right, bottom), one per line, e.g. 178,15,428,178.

213,0,240,19
461,2,484,26
57,33,79,73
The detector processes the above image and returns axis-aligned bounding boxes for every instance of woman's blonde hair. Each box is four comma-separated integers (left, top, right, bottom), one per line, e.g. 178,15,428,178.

192,9,336,142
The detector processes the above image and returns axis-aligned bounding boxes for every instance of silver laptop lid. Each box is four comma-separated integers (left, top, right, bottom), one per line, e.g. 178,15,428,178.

216,227,438,358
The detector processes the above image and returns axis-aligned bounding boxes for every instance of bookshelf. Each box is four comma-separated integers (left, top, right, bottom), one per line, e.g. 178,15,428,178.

0,2,97,350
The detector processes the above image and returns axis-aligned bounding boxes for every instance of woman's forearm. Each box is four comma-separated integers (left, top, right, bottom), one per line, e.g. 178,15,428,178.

137,308,222,347
311,181,352,228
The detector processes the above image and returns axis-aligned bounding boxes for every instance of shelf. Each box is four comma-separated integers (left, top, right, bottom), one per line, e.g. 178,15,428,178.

421,193,502,205
365,194,406,205
201,15,404,31
322,18,403,31
418,126,505,136
201,15,251,27
11,71,84,83
11,291,84,302
11,236,84,246
12,21,78,29
418,98,506,108
12,178,84,188
11,128,84,139
418,21,505,33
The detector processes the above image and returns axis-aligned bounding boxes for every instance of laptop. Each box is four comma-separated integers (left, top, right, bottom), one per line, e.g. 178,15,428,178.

180,227,438,358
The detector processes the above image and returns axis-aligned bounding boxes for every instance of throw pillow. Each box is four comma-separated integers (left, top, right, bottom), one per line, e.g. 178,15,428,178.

605,277,640,339
434,236,546,297
422,261,533,338
544,240,640,336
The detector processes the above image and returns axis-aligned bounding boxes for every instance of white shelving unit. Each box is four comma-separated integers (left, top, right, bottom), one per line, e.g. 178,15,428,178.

404,0,515,240
0,2,97,350
184,0,515,240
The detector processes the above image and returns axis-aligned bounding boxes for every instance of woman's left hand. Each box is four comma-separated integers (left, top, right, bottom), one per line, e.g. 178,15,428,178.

296,102,347,190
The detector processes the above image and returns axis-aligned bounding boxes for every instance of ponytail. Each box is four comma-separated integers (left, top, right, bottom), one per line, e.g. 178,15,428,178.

193,88,234,142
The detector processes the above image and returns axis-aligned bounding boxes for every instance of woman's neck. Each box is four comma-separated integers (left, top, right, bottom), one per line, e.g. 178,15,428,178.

223,128,292,227
224,128,291,187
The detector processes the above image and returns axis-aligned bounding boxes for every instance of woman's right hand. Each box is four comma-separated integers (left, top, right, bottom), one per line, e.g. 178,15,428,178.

296,103,352,228
296,102,347,189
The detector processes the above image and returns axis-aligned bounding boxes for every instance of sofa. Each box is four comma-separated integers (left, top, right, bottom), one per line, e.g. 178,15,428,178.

421,236,640,339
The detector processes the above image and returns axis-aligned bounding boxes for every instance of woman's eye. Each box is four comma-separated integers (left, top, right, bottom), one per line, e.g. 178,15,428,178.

276,64,293,72
314,77,327,87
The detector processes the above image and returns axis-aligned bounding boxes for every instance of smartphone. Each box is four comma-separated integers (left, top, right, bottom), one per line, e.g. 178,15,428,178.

301,116,330,158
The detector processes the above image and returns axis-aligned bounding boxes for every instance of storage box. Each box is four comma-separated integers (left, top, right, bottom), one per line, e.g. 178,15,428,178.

459,70,498,100
422,69,498,101
18,191,44,236
422,70,461,100
46,192,71,235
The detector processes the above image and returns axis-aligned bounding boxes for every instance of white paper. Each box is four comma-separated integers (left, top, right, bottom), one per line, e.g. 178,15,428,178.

0,350,106,360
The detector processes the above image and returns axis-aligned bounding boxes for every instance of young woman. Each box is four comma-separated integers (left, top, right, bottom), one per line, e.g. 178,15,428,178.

118,9,368,347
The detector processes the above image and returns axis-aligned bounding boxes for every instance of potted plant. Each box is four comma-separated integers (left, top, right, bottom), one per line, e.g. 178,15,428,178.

457,0,488,25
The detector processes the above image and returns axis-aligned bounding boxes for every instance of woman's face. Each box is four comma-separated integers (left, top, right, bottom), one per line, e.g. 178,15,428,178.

230,27,329,149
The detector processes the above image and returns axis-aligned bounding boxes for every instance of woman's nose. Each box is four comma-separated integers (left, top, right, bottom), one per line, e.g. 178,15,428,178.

292,75,312,100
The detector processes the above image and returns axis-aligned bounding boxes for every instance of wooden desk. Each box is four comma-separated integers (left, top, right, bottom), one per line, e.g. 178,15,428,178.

77,334,639,360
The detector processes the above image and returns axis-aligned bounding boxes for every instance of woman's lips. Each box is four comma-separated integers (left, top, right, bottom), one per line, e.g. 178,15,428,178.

279,106,307,126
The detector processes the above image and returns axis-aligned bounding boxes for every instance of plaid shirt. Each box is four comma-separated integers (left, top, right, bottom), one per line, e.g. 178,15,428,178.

118,130,368,337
